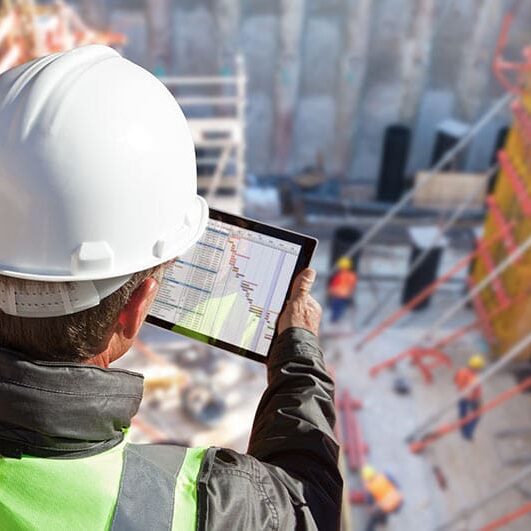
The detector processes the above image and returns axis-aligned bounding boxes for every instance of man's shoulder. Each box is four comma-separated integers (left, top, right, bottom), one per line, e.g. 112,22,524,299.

197,447,299,531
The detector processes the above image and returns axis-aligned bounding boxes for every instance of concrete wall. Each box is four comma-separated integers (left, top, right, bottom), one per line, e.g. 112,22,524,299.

94,0,531,181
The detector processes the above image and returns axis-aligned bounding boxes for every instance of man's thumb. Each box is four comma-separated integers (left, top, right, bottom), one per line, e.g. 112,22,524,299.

291,268,316,298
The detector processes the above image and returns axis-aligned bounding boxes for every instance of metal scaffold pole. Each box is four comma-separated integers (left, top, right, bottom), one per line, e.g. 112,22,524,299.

335,93,512,271
422,233,531,343
357,164,498,336
480,501,531,531
436,464,531,531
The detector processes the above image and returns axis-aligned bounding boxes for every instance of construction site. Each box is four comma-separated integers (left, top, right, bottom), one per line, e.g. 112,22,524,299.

3,0,531,529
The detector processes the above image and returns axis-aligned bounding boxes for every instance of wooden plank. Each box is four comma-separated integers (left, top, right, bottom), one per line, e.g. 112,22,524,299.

413,171,488,209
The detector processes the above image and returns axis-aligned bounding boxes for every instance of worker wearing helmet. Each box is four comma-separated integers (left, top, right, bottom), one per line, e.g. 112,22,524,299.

361,464,403,531
454,354,486,440
0,46,341,530
327,255,358,323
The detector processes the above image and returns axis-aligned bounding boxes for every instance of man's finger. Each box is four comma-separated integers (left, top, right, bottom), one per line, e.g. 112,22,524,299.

290,268,316,298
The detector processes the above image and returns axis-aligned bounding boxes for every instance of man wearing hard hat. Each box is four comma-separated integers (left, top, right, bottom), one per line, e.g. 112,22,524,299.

0,46,341,530
454,354,486,440
327,256,358,323
361,464,403,531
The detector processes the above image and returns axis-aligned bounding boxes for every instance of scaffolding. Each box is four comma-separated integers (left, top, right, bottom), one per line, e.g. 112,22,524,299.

159,55,247,215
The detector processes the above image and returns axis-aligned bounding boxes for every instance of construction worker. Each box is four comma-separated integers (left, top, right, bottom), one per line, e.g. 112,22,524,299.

361,464,403,531
328,256,358,323
0,46,341,530
454,354,486,440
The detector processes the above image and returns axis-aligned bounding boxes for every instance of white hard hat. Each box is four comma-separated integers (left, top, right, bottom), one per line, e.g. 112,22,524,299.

0,45,208,317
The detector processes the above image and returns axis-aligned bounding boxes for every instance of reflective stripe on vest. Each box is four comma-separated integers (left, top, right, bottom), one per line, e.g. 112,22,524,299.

0,440,207,531
365,473,402,513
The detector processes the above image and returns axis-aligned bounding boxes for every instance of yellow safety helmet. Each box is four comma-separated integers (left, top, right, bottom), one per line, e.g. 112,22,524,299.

468,354,486,370
361,464,377,481
337,256,353,270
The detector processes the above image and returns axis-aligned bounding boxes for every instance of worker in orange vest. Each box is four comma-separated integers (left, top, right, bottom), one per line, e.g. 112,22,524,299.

361,464,403,531
454,354,485,440
328,256,357,323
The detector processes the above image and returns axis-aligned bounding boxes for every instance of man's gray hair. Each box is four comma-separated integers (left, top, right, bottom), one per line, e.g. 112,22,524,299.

0,266,164,362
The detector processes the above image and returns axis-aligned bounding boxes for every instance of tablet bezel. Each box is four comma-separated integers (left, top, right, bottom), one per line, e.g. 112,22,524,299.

145,208,317,364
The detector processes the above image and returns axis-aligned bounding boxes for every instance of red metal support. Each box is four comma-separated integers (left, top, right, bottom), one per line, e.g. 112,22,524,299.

408,347,452,385
369,349,411,378
476,243,510,307
498,150,531,217
331,377,371,507
467,278,497,343
369,288,531,379
486,195,517,255
356,227,509,351
428,287,529,352
409,375,531,454
492,9,531,96
338,390,367,472
479,501,531,531
349,491,368,505
513,100,531,146
430,321,480,352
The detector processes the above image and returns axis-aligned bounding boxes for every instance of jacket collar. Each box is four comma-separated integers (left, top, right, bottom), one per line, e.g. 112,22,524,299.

0,348,144,458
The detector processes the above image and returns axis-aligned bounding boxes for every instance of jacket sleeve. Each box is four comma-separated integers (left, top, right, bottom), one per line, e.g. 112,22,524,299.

197,327,342,531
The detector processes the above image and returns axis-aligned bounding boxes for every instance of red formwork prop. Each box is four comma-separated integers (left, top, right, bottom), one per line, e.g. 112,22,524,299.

493,10,531,97
349,491,367,505
409,375,531,454
476,243,510,307
486,195,517,255
331,381,370,506
513,100,531,153
498,150,531,217
338,389,367,472
369,343,454,382
479,501,531,531
356,227,510,351
408,347,452,385
368,346,452,385
369,288,531,381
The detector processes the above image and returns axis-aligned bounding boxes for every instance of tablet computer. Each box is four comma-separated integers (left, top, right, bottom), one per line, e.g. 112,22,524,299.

146,209,317,363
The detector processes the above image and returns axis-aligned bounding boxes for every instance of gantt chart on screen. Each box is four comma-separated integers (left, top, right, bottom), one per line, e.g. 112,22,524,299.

150,219,301,356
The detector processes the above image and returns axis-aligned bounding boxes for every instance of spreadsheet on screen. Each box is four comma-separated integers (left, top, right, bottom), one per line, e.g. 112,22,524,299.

150,219,301,356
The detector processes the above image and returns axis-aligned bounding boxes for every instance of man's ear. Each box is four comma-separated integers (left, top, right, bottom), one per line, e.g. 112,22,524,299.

118,277,160,340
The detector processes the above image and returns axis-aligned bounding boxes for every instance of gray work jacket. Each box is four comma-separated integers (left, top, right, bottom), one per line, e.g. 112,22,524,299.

0,328,342,530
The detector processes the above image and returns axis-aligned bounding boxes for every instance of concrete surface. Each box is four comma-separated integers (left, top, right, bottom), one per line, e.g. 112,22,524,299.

75,0,531,179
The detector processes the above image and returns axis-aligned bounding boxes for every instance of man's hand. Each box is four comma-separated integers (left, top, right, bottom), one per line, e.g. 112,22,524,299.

277,268,322,337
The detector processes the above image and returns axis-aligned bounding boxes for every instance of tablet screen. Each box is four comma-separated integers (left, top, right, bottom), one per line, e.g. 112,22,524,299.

148,215,304,358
